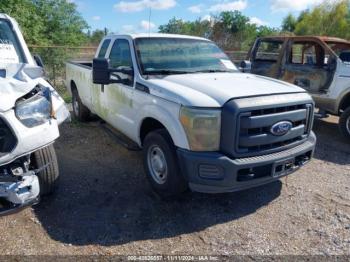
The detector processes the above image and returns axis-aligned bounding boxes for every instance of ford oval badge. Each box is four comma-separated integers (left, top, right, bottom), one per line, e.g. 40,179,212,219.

270,121,293,136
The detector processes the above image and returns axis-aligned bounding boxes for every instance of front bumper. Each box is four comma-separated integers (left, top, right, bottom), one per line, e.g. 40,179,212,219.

0,169,40,216
177,132,316,194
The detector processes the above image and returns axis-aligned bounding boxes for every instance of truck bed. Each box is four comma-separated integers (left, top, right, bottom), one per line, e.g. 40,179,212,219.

67,61,92,69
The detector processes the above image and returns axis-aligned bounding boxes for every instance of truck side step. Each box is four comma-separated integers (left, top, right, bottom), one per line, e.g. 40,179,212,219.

100,122,141,151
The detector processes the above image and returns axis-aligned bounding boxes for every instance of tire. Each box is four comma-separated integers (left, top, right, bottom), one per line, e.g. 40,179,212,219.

143,129,188,197
72,88,90,121
339,107,350,140
32,144,59,196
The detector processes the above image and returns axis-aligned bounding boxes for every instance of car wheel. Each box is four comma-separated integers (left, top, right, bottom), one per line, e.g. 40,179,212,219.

339,107,350,140
143,129,188,197
32,144,59,196
72,88,90,121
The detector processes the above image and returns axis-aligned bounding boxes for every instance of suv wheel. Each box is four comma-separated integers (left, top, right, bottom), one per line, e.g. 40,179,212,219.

339,107,350,140
72,88,90,121
143,129,187,197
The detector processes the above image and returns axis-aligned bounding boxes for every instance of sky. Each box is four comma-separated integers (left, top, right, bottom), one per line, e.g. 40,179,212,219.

69,0,324,33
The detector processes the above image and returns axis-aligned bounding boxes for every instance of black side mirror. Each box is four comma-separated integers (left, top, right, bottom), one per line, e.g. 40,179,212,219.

93,58,134,85
93,58,111,85
34,55,44,68
240,60,252,73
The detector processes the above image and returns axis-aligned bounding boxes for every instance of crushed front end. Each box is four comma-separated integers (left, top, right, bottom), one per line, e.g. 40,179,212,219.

0,155,40,216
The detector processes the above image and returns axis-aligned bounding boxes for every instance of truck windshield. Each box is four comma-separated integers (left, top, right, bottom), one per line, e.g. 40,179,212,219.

135,37,237,75
0,19,25,64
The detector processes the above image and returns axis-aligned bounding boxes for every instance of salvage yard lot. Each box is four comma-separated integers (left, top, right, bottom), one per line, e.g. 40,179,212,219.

0,115,349,255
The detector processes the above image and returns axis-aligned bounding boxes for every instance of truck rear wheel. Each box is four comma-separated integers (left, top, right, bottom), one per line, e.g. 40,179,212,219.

72,88,90,121
143,129,187,197
32,144,59,196
339,107,350,140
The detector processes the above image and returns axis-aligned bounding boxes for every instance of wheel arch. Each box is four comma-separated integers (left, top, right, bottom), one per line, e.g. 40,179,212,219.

339,91,350,113
138,111,189,150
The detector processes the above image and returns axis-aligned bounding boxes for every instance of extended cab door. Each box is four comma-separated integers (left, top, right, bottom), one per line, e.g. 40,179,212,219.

250,39,285,78
104,38,136,136
280,40,336,94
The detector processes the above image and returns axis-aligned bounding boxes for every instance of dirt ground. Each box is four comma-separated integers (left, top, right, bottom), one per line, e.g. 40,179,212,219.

0,115,349,256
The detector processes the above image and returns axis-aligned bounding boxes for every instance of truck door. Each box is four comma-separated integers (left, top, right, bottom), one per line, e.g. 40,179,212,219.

250,39,284,78
104,38,136,136
280,40,335,94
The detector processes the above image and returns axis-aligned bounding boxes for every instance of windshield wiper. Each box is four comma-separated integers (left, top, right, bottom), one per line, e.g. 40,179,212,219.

143,69,192,75
193,69,232,73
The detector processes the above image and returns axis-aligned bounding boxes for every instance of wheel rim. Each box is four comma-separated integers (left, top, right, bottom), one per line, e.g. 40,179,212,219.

346,115,350,135
147,145,168,185
73,96,79,116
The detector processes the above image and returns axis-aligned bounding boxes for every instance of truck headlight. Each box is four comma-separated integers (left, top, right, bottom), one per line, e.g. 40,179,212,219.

180,107,221,151
15,88,52,127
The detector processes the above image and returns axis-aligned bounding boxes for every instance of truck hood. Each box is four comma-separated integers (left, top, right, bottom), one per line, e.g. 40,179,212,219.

0,63,46,112
0,63,70,124
147,72,306,107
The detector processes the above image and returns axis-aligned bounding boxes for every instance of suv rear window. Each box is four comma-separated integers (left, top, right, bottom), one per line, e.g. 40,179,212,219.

255,40,283,62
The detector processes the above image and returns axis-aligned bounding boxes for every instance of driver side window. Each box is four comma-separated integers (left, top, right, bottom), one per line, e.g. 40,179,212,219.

109,39,134,86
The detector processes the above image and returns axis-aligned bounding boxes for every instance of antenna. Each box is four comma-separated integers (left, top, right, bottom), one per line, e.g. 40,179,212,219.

148,7,152,37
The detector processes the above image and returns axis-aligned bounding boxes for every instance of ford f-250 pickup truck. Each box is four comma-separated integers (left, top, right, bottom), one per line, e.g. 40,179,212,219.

242,36,350,140
0,14,69,215
66,34,316,197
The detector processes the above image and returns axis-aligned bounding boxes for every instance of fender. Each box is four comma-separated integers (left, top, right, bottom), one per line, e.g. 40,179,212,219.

136,103,190,150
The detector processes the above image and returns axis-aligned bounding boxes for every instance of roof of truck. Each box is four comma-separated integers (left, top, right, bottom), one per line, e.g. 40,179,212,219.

258,35,350,44
106,33,211,41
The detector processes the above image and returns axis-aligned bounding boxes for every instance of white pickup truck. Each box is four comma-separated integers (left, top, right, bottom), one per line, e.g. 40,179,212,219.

0,14,69,215
66,34,316,196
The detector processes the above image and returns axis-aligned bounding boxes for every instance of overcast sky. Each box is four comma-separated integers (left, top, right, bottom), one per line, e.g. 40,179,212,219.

69,0,324,33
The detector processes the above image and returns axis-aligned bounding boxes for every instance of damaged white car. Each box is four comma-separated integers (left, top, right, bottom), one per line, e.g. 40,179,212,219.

0,14,69,215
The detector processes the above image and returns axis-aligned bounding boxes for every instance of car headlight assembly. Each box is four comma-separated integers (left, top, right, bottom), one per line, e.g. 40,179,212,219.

180,106,221,151
15,87,53,128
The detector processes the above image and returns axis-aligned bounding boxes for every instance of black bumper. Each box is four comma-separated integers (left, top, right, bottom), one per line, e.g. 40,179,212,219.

177,132,316,194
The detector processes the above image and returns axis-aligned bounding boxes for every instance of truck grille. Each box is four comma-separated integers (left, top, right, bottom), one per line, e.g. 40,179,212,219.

237,104,313,155
0,118,17,157
220,93,314,158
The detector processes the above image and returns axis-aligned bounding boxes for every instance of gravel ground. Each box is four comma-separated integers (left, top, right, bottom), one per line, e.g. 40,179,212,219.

0,116,349,256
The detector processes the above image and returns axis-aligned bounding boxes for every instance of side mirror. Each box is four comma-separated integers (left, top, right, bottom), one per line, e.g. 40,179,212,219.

33,55,44,68
240,60,252,73
93,58,134,85
93,58,111,85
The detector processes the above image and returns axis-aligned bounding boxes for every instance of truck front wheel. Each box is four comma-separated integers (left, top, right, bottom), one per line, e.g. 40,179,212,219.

143,129,187,197
339,107,350,140
32,144,59,196
72,88,90,121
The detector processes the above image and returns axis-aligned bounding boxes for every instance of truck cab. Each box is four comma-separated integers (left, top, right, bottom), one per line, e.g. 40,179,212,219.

244,36,350,140
67,34,316,197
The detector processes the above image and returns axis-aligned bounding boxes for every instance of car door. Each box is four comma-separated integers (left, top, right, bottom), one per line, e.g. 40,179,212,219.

250,39,285,78
104,38,136,137
280,40,335,94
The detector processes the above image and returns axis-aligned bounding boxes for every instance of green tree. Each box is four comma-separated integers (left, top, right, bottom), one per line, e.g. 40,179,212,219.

0,0,44,44
289,0,350,39
89,29,108,45
281,14,297,32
